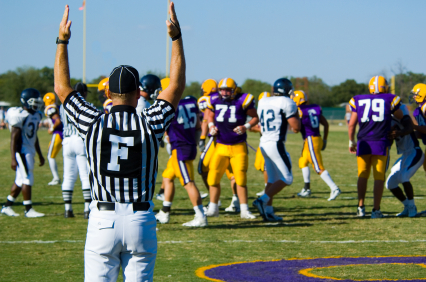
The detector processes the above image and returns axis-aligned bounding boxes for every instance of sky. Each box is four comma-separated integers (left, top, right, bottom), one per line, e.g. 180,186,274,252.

1,0,425,87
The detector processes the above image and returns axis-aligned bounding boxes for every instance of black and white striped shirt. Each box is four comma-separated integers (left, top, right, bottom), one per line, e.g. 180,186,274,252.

63,91,175,202
60,104,83,137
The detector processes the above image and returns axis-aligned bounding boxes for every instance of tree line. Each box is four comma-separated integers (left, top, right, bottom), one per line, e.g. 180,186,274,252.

0,66,425,107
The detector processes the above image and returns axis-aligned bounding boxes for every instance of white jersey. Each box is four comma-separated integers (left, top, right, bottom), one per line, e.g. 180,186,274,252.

392,104,419,154
258,96,298,143
7,107,42,155
136,96,151,114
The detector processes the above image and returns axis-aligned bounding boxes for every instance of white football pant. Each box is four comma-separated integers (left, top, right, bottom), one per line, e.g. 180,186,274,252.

260,140,293,185
15,152,35,186
62,136,90,192
84,201,157,282
386,148,424,189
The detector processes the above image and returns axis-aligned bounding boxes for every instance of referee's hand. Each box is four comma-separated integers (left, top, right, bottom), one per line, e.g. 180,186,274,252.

59,5,72,41
166,2,180,39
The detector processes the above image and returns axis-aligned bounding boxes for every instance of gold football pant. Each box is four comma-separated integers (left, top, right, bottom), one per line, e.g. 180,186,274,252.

162,149,194,186
299,136,324,174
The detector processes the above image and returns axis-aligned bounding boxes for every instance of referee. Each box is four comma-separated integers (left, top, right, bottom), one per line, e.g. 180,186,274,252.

54,3,185,282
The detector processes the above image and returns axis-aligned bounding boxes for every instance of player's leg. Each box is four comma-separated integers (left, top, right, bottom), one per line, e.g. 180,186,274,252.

1,169,23,216
254,147,266,196
199,137,215,191
298,139,311,197
20,153,44,217
225,167,239,212
156,153,176,224
370,154,389,218
356,155,371,217
47,133,62,185
206,144,229,217
62,140,78,218
74,136,92,218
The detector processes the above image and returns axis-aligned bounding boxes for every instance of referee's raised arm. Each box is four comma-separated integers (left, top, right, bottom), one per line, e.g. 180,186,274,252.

157,2,186,110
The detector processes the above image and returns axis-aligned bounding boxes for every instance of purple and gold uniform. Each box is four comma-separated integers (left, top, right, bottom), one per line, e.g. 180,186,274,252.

349,93,401,180
413,101,426,171
206,92,254,186
298,104,325,173
162,96,199,186
45,104,63,158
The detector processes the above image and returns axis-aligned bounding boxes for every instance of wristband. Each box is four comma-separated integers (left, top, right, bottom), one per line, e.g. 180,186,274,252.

200,135,206,140
349,140,355,147
56,37,69,44
208,122,215,128
244,123,251,129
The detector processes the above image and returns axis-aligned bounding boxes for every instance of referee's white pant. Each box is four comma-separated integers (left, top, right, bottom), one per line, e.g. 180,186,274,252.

62,136,90,192
85,201,157,282
260,140,293,185
386,147,424,189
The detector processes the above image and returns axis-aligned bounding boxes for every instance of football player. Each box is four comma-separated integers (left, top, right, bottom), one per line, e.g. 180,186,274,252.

97,77,109,104
205,78,259,219
386,104,423,217
411,83,426,175
250,92,271,197
348,75,404,218
291,90,341,200
198,79,235,211
1,88,45,217
138,74,159,114
155,96,207,227
252,78,301,221
43,92,63,185
60,82,92,218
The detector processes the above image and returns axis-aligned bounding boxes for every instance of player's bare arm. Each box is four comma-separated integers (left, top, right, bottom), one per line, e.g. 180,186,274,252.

233,108,259,135
206,108,218,136
35,137,45,167
319,115,329,150
388,115,414,140
348,112,358,154
54,5,74,103
157,2,185,109
10,127,20,170
288,116,301,133
249,124,261,133
48,113,61,134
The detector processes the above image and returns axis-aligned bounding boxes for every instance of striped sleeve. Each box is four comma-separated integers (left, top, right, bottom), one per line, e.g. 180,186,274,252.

63,91,103,139
144,99,175,142
298,108,303,118
421,103,426,116
206,96,214,110
242,93,254,110
349,98,356,112
390,96,401,113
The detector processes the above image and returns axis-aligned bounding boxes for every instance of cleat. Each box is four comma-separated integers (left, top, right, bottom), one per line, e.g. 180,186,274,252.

256,190,265,197
48,179,61,186
357,206,365,217
252,198,266,219
371,210,384,219
240,210,256,219
200,192,208,199
25,208,45,218
408,205,417,218
155,210,170,224
182,216,207,227
1,206,19,217
155,193,165,201
297,188,311,198
265,212,283,222
397,206,409,217
205,205,219,217
64,210,75,218
328,188,341,201
84,211,90,219
225,197,240,213
416,210,426,217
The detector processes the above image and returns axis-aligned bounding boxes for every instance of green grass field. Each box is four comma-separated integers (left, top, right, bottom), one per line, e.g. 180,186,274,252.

0,125,425,281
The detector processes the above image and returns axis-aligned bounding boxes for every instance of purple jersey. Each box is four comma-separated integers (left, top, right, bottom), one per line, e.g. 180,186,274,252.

299,104,322,140
349,93,401,156
167,96,199,160
413,101,426,145
207,92,255,145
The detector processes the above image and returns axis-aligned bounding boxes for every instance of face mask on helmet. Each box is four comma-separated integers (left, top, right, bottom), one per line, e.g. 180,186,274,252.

219,88,234,101
150,88,162,100
24,97,43,111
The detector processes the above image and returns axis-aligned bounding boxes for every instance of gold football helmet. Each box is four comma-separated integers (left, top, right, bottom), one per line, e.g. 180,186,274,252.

218,78,238,100
43,92,56,106
98,77,109,92
258,92,271,101
410,83,426,104
200,79,217,96
291,90,307,106
369,76,389,94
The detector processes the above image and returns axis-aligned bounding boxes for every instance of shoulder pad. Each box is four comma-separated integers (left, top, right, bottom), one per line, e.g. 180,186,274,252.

242,93,254,110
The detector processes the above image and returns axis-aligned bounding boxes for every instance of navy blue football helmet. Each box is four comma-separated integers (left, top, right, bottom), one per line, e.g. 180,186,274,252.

140,74,162,100
20,88,43,111
273,78,293,97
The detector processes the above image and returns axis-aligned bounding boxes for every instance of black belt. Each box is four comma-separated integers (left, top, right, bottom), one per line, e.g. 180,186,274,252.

97,202,150,211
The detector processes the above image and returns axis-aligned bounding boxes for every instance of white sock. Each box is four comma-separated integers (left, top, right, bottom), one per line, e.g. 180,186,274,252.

48,157,60,180
407,199,415,206
240,203,248,212
208,202,218,212
260,194,270,203
232,194,238,200
84,202,90,211
265,205,273,214
23,200,32,205
194,205,204,217
7,195,16,202
302,167,310,183
65,203,72,211
320,170,338,191
163,201,172,207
